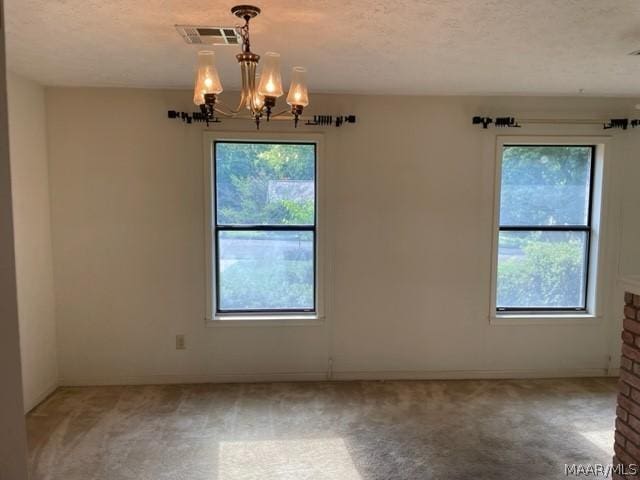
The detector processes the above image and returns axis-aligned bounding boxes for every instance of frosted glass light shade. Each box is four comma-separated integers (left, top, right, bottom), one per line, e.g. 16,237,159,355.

286,67,309,107
193,72,205,105
193,51,223,105
257,52,284,97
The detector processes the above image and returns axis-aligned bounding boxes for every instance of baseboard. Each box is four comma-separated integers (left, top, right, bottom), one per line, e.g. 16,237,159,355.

59,367,614,387
59,371,329,387
24,381,59,413
331,368,613,381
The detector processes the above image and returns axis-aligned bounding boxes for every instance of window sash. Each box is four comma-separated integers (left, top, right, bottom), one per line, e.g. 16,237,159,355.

213,141,318,315
496,227,591,312
496,145,595,313
499,225,590,232
214,227,317,314
499,145,595,228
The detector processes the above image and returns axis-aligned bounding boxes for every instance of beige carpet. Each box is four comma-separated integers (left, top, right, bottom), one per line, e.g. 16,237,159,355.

27,378,616,480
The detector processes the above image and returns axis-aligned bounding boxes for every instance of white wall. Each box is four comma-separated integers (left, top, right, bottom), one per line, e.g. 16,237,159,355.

7,72,57,411
0,0,29,474
45,87,640,385
609,129,640,369
619,133,640,276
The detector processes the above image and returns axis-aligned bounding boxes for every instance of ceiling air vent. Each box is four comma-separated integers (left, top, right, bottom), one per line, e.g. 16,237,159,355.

175,25,240,45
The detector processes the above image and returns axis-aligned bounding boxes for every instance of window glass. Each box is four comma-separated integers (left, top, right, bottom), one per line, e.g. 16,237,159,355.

216,143,315,226
500,146,592,226
214,142,316,314
218,230,314,311
497,231,588,309
496,145,594,312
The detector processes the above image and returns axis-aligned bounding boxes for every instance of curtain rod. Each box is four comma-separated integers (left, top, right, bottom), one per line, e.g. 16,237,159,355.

168,110,356,128
472,116,639,130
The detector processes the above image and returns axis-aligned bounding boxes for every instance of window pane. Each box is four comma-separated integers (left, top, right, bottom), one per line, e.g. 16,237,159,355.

496,231,588,309
218,230,314,311
216,142,315,225
500,146,592,226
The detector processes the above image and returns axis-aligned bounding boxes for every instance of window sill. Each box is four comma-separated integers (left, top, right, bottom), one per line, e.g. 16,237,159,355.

205,315,324,327
490,313,600,326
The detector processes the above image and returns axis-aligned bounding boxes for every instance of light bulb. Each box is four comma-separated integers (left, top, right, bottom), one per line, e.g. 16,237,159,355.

286,67,309,107
257,52,284,98
265,80,275,93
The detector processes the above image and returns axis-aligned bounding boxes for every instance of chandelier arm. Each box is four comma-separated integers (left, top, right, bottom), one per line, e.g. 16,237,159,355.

213,106,240,118
270,108,294,118
235,87,250,113
216,115,264,121
214,100,243,116
250,94,262,114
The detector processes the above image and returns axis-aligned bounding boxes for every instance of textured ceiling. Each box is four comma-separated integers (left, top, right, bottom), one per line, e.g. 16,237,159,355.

5,0,640,95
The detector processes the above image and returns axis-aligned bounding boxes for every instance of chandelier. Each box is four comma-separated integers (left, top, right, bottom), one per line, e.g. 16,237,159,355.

192,4,309,129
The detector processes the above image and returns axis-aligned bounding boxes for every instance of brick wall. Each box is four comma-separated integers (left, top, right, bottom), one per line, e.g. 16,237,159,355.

614,291,640,479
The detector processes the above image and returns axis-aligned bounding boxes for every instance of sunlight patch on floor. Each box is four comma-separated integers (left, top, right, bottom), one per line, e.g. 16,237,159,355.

218,437,361,480
576,429,614,456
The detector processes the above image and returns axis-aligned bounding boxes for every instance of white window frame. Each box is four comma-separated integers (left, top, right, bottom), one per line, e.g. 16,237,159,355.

490,136,609,325
203,132,325,326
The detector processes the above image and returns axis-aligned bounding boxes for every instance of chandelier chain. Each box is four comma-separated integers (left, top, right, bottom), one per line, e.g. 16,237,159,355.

236,19,251,54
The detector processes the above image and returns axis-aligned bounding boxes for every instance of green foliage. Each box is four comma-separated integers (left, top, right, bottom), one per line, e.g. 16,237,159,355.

500,146,591,226
502,146,591,186
497,234,584,308
216,143,315,225
280,200,314,225
220,258,313,310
